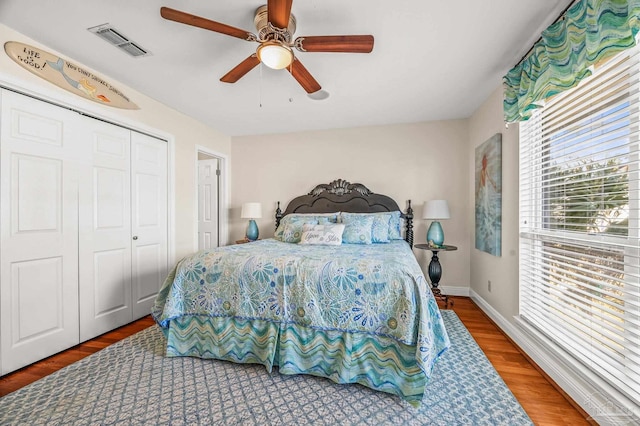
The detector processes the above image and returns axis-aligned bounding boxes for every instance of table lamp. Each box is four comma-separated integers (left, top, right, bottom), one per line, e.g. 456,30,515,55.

241,202,262,241
423,200,450,247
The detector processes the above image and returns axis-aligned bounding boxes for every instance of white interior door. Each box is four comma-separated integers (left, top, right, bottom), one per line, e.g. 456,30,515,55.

131,131,168,319
0,90,80,374
198,158,219,250
78,118,132,341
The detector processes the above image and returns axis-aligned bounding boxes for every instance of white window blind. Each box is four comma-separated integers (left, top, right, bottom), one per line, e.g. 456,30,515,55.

519,42,640,404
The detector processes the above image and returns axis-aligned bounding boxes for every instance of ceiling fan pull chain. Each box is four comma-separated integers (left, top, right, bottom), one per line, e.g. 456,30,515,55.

259,62,263,108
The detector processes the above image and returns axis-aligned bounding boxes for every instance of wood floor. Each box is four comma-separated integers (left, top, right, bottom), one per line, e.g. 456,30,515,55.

0,297,591,425
450,297,592,426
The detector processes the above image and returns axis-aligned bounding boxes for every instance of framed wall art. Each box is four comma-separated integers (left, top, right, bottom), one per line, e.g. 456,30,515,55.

475,133,502,256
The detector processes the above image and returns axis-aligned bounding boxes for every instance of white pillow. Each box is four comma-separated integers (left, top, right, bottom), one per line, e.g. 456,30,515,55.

299,224,345,246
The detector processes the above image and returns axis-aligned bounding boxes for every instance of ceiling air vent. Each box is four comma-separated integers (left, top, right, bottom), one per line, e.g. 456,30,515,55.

88,24,151,58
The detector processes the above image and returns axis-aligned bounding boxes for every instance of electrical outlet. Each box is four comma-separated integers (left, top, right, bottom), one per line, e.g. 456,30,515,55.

488,280,492,292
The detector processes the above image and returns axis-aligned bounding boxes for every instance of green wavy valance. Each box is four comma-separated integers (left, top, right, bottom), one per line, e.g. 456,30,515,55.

503,0,640,123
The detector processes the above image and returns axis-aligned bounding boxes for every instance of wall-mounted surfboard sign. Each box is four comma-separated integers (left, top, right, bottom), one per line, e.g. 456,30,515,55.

4,41,139,110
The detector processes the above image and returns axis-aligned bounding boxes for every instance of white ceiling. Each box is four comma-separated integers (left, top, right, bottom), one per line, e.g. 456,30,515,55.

0,0,572,136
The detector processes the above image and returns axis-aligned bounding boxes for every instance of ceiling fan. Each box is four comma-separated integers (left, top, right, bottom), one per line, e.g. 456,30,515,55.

160,0,374,95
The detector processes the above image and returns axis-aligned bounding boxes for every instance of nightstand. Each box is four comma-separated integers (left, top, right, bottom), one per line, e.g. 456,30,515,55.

415,244,457,308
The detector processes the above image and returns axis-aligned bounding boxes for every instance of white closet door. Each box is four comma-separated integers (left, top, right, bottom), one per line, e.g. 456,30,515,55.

198,158,219,250
78,118,132,341
131,132,168,319
0,90,80,374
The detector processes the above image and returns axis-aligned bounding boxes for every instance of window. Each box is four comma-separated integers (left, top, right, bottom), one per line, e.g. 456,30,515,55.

519,43,640,404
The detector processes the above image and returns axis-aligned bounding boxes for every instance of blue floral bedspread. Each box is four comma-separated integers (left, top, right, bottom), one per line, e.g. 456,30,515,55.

152,239,450,378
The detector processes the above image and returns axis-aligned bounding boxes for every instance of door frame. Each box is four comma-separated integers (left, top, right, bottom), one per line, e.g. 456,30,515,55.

194,145,229,249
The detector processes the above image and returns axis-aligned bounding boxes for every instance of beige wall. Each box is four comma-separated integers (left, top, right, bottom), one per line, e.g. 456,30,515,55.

0,24,231,260
468,85,521,321
232,121,471,288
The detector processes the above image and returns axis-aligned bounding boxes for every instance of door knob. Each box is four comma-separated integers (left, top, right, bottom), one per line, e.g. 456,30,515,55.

132,236,138,240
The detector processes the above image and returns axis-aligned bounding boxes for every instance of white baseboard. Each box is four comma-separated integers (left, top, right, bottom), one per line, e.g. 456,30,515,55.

439,285,469,297
469,289,639,426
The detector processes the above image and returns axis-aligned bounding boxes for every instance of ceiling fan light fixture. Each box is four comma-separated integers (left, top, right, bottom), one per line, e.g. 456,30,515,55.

257,41,293,69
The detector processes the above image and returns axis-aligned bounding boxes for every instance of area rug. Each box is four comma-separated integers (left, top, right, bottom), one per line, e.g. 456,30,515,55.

0,311,532,425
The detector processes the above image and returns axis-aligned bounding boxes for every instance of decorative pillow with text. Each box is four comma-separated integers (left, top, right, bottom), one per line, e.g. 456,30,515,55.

299,224,345,245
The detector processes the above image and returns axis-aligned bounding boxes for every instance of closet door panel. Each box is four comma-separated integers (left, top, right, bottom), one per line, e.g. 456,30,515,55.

93,249,128,314
10,105,63,147
134,244,164,307
78,119,132,342
11,154,62,251
11,257,63,339
131,132,168,319
0,90,80,374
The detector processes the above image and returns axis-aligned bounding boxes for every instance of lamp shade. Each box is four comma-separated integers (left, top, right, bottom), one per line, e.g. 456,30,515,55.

422,200,450,220
241,202,262,219
256,42,293,69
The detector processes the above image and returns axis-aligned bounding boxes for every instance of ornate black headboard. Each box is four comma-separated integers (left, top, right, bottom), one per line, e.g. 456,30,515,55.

275,179,414,247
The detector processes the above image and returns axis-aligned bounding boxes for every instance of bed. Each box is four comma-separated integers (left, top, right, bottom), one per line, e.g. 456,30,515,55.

152,179,450,405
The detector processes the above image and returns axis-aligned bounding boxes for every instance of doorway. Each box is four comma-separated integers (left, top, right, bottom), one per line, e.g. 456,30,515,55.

196,147,228,250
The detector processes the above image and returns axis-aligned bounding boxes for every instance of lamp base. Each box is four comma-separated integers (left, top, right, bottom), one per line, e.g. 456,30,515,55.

246,219,259,241
427,221,444,247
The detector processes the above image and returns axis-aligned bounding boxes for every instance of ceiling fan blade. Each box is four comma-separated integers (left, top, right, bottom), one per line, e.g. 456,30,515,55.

288,58,321,94
267,0,293,29
294,35,374,53
220,54,261,83
160,7,255,41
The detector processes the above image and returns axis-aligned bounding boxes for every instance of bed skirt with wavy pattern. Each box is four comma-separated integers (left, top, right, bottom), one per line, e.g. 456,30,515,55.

165,315,427,404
